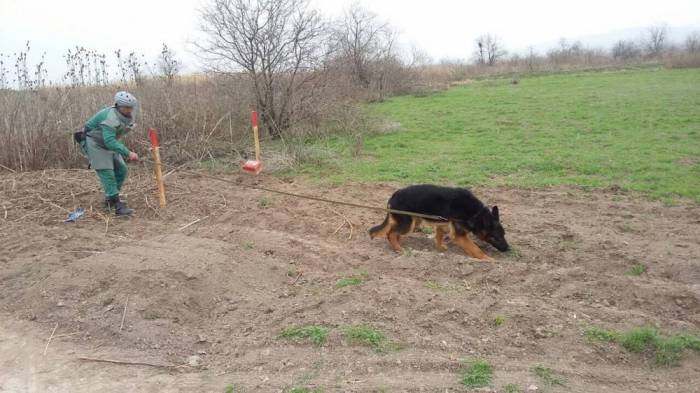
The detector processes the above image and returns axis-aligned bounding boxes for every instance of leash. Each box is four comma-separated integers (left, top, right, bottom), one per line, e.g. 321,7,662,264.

138,158,448,222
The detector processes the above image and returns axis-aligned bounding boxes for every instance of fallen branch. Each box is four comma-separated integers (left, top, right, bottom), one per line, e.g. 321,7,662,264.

43,323,58,356
77,357,177,369
0,163,16,173
178,216,209,231
119,295,129,332
54,331,81,338
93,210,111,234
331,209,354,240
37,195,70,213
332,221,346,235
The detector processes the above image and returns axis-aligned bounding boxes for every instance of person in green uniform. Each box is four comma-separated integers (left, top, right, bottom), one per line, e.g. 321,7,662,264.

82,91,140,216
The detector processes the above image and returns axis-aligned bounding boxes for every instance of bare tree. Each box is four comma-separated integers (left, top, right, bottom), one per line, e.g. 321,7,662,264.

407,45,432,68
331,2,396,88
525,46,538,71
612,40,640,60
685,31,700,53
197,0,328,137
473,34,507,66
644,24,667,57
0,53,8,89
158,43,181,85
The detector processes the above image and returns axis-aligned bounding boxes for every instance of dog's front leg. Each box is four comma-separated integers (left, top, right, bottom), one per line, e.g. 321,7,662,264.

453,234,494,262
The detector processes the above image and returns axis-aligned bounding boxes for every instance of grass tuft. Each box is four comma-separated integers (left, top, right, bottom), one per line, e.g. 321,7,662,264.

335,272,369,288
342,325,393,352
625,264,647,276
289,388,323,393
585,325,700,367
503,383,520,393
493,316,505,327
620,326,658,352
258,197,272,209
460,359,493,388
585,326,620,342
278,326,329,346
532,365,566,386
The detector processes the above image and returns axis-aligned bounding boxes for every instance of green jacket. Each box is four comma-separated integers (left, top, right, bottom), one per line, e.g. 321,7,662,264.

85,106,134,158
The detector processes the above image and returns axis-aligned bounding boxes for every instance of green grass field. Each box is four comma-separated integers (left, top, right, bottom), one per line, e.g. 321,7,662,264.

303,68,700,202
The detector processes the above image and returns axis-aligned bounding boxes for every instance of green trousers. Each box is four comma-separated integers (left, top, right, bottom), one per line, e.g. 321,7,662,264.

95,161,128,199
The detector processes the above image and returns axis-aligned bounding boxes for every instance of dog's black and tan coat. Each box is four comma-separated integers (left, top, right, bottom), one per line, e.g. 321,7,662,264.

369,185,509,261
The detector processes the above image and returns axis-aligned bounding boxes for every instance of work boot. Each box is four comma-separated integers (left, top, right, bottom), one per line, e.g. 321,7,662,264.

106,195,134,216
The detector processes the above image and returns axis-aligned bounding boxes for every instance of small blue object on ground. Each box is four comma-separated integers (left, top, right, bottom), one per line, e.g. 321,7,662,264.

64,208,85,223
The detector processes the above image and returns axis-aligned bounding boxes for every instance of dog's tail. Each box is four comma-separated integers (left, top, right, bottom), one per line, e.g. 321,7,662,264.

369,214,391,239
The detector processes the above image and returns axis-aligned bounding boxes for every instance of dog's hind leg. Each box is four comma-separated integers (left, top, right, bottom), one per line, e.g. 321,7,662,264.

369,214,393,239
387,230,402,253
434,225,448,252
386,214,412,253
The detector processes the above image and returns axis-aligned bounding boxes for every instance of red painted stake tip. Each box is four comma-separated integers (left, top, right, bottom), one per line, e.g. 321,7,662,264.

149,128,159,147
251,111,258,128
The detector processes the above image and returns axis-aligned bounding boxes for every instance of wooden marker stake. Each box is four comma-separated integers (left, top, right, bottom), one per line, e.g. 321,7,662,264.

149,128,167,208
242,111,263,174
252,111,261,163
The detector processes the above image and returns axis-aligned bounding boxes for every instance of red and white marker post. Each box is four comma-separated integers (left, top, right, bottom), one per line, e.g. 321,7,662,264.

149,127,167,208
242,111,263,174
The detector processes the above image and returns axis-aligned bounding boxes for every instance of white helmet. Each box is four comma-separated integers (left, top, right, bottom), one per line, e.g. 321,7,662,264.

114,91,138,107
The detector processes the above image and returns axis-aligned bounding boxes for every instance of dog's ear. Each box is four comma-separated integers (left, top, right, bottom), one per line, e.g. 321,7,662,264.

491,206,500,221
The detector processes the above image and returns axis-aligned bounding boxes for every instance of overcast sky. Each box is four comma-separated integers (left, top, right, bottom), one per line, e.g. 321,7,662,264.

1,0,699,81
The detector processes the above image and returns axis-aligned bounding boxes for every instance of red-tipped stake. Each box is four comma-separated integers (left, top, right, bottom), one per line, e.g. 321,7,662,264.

149,128,167,208
242,111,263,174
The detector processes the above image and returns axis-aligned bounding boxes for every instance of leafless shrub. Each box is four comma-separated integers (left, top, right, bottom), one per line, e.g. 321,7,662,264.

666,52,700,69
473,34,507,66
9,42,47,90
612,40,641,60
157,43,181,86
331,3,397,88
113,50,148,86
64,47,109,87
197,0,329,138
0,53,9,90
643,24,668,58
685,31,700,53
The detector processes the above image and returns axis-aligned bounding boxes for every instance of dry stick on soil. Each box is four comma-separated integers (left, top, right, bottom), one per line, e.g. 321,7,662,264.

0,163,17,173
333,221,346,235
93,210,111,233
54,331,81,338
37,195,70,213
144,194,161,218
43,323,58,356
77,357,177,369
119,295,129,332
331,209,354,240
178,216,209,231
291,272,303,285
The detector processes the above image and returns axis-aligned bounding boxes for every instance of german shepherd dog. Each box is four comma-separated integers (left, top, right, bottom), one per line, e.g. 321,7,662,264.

369,185,509,261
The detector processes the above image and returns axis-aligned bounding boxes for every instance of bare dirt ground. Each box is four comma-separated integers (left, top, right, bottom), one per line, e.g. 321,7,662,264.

1,168,699,393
